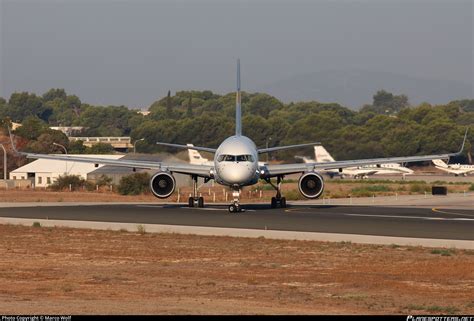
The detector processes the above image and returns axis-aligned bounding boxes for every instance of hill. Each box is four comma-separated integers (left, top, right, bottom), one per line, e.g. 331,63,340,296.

260,70,473,108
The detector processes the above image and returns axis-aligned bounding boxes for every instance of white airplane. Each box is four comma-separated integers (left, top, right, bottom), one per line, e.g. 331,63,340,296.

432,159,474,176
8,60,467,213
297,146,414,179
187,144,212,166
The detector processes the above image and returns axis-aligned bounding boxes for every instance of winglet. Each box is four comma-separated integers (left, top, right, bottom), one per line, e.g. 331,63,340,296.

456,127,469,155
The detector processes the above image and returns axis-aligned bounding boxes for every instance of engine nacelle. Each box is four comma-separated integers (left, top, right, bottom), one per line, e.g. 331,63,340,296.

150,172,176,198
298,172,324,199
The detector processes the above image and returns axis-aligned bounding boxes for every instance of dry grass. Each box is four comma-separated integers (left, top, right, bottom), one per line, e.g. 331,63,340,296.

0,224,472,314
0,179,470,204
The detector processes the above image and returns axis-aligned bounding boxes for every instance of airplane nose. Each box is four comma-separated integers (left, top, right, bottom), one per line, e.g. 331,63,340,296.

220,164,253,184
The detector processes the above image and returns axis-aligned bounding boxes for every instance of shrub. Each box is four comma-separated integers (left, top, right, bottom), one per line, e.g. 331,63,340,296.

352,185,392,193
469,184,474,191
117,172,150,195
32,222,41,228
96,174,113,187
50,175,92,191
409,183,430,193
351,185,392,197
137,224,146,235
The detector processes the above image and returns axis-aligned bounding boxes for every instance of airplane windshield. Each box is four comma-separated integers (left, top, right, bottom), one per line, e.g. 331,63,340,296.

236,155,254,162
217,154,254,162
218,155,236,162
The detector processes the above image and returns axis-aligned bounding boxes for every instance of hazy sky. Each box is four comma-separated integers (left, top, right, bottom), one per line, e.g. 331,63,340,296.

1,0,472,108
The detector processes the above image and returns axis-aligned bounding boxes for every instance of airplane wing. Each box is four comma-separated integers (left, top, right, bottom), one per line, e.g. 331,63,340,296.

261,129,468,178
156,142,216,153
262,152,458,177
7,127,214,178
258,142,321,154
20,152,214,177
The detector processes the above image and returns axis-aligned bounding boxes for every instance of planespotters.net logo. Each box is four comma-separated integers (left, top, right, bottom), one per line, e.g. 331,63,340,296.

407,316,474,321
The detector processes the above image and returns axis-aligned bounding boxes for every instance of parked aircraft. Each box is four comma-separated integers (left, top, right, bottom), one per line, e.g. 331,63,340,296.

187,144,212,166
8,60,467,212
296,146,414,178
432,159,474,176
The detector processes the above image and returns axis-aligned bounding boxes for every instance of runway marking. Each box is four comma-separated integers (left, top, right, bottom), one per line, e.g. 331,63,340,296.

285,207,474,221
431,207,474,218
181,207,227,211
136,205,166,208
343,213,474,221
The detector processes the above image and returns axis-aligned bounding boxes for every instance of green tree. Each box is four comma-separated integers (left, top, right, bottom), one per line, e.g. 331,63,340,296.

88,143,115,154
245,93,283,118
14,116,49,140
166,90,172,116
186,94,193,117
42,88,67,102
361,90,409,115
7,92,50,122
69,140,87,154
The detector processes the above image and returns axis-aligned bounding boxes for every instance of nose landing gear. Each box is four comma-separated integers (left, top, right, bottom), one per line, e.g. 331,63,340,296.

228,188,243,213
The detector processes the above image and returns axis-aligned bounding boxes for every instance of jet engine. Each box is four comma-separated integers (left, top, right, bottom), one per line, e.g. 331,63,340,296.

298,172,324,199
150,172,176,198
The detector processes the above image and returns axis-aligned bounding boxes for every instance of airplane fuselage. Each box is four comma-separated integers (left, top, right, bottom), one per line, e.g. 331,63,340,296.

214,135,260,187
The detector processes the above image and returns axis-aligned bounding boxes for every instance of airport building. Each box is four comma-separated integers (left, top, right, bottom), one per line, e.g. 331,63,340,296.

9,155,123,188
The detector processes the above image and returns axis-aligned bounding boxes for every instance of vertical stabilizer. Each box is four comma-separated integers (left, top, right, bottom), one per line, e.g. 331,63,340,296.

187,144,209,165
432,159,448,168
314,146,336,163
235,59,242,136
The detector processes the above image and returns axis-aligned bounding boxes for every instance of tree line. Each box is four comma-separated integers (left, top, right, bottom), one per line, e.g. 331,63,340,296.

1,88,473,163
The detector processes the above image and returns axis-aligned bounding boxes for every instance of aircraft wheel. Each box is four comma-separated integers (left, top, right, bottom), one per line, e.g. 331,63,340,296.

198,197,204,208
229,204,237,213
188,197,194,208
271,197,277,208
280,197,287,208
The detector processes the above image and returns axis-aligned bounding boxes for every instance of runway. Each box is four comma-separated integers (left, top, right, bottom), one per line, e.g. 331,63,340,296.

0,203,473,241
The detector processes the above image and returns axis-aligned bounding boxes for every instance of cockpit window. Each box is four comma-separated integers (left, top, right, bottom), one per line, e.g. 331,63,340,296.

218,154,236,162
236,155,254,162
217,154,254,162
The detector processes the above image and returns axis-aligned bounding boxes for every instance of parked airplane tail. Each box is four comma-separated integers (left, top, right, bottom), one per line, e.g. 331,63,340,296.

314,146,336,163
432,159,449,168
187,144,209,165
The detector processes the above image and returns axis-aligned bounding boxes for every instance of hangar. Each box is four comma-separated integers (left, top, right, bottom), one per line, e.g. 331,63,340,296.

9,155,123,188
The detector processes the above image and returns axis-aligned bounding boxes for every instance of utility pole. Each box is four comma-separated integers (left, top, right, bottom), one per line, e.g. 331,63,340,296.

134,138,145,153
53,142,68,174
266,137,272,162
0,143,7,180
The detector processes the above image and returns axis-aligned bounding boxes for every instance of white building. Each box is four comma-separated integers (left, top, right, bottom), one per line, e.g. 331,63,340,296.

9,155,123,187
50,126,85,137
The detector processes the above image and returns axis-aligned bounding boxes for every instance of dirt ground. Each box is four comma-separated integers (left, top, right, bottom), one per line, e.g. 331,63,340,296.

0,224,473,315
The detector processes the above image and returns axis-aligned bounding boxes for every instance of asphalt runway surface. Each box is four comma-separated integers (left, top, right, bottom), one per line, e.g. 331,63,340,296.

0,203,473,240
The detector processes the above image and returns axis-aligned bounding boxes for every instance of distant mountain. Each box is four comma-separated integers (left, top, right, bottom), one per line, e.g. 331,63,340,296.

259,70,473,109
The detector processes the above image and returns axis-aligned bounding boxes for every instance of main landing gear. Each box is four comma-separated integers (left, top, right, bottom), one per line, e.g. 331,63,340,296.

228,188,242,213
266,176,287,209
188,175,205,208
